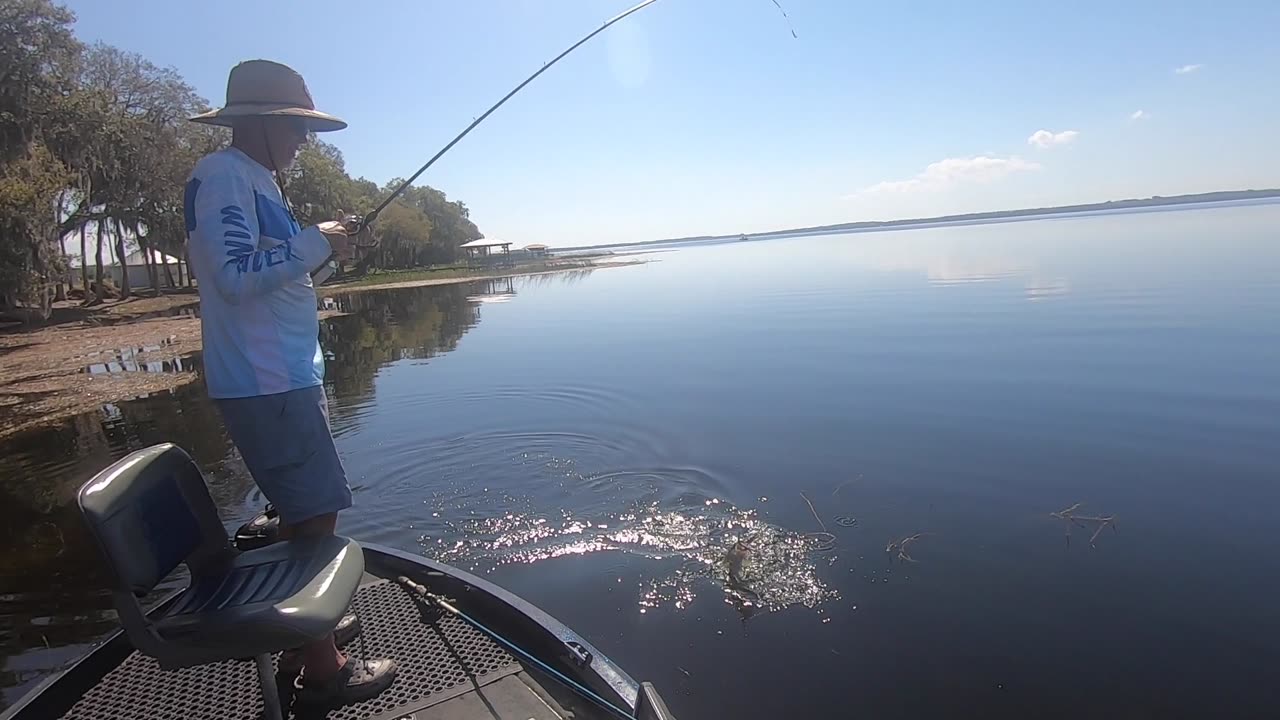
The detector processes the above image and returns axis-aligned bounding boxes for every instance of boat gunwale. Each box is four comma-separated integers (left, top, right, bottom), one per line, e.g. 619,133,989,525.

362,542,641,710
1,542,641,720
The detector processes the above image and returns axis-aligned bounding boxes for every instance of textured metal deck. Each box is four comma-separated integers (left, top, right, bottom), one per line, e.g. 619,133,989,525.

61,579,521,720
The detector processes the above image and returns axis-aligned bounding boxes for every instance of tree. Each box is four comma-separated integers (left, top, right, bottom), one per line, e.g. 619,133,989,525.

112,217,127,298
0,142,70,316
374,200,433,269
0,0,487,310
288,142,459,274
0,0,80,161
76,222,86,290
31,43,211,300
146,118,223,287
92,219,104,303
387,181,481,264
0,0,80,317
287,140,361,226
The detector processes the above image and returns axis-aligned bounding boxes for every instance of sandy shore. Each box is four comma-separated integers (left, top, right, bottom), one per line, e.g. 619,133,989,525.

0,260,641,440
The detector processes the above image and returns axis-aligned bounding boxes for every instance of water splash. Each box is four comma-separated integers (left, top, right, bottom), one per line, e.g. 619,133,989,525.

422,498,837,615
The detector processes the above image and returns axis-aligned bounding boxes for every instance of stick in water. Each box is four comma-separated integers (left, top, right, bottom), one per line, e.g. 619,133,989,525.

800,492,828,533
832,476,860,496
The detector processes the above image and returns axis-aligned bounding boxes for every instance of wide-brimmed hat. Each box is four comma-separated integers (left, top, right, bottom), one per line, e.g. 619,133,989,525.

189,60,346,132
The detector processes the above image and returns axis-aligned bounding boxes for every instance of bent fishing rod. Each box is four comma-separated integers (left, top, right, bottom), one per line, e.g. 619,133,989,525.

351,0,662,234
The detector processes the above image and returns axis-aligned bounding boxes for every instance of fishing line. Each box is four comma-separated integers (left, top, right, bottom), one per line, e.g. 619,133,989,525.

397,576,641,720
357,0,798,231
323,1,797,277
770,0,798,38
360,0,662,229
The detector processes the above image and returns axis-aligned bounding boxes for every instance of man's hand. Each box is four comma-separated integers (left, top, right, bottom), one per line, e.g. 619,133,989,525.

316,220,354,262
334,210,373,247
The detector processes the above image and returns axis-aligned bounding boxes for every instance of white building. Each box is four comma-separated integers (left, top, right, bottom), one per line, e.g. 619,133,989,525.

68,248,184,289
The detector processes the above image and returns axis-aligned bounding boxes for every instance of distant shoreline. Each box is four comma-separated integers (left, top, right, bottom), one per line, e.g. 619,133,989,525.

569,189,1280,252
317,259,642,297
317,256,640,295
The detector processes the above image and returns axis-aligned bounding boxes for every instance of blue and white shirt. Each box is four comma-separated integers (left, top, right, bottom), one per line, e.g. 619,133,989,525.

184,147,332,399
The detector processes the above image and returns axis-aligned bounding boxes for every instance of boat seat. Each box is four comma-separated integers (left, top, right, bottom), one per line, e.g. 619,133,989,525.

154,534,361,655
78,442,365,720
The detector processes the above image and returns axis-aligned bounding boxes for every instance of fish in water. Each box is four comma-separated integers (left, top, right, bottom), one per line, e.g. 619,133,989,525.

725,538,753,587
723,535,763,606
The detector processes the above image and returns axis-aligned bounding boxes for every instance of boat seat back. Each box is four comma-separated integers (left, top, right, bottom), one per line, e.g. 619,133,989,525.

77,443,366,671
78,443,228,595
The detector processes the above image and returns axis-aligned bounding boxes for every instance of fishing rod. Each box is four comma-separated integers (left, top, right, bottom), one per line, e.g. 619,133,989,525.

352,0,662,233
318,0,792,282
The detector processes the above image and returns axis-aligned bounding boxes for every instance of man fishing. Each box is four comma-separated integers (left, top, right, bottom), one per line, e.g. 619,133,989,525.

184,59,397,707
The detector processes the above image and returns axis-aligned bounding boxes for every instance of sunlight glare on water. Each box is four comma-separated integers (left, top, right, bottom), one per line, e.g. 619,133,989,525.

423,494,838,615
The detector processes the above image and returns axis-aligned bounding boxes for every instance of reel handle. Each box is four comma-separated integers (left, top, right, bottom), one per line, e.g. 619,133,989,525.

310,212,377,283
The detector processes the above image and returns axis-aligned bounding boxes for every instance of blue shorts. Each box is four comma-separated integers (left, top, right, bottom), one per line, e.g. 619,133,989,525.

216,385,352,525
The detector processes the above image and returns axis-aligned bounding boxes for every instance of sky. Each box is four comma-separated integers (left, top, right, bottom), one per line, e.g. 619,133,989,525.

61,0,1280,247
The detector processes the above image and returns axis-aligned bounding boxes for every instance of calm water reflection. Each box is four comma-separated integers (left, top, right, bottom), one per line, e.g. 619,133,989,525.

3,204,1279,718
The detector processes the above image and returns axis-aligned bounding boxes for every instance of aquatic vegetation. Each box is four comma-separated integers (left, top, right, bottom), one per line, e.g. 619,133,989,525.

798,491,837,552
830,477,859,497
800,491,827,532
1051,503,1117,548
885,533,926,563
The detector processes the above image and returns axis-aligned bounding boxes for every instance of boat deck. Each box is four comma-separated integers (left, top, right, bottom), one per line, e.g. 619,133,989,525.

60,578,568,720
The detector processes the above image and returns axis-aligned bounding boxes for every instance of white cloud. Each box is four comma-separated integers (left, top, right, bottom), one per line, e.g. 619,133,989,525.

1174,63,1203,74
1130,109,1149,121
861,155,1040,194
1027,129,1080,149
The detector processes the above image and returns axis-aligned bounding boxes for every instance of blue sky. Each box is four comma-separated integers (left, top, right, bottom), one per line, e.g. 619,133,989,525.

62,0,1280,246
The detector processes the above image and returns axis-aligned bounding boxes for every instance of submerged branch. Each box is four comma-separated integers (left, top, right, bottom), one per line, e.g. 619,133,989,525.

1052,503,1117,548
800,492,828,534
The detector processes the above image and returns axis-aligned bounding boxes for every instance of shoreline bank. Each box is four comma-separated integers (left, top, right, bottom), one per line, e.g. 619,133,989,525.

318,259,642,296
0,259,642,441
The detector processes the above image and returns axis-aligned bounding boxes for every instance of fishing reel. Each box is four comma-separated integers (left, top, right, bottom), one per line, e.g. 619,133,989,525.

311,212,379,283
343,213,380,249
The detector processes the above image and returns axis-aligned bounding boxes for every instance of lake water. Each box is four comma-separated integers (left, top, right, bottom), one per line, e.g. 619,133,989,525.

3,202,1279,718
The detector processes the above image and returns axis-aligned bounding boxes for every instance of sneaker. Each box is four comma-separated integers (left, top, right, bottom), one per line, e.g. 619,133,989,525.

294,657,398,708
233,505,280,551
332,612,361,648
